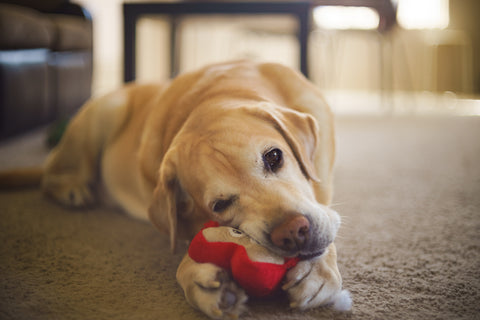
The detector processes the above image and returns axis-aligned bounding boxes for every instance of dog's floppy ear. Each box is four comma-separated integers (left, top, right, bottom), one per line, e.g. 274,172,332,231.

248,105,321,182
148,149,194,253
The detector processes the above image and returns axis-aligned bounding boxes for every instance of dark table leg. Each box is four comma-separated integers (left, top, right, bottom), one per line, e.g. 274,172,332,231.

123,8,136,83
298,9,310,78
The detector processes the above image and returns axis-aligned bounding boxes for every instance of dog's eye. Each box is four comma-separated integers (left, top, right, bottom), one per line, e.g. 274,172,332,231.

212,197,235,213
263,148,283,172
228,228,244,238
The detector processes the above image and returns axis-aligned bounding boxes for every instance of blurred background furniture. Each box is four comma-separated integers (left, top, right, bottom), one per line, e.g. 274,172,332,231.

0,0,93,140
123,1,396,83
123,1,311,82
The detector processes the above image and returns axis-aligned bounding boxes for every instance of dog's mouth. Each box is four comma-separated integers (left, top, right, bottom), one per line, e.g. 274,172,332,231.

238,226,328,260
276,247,326,260
298,249,325,260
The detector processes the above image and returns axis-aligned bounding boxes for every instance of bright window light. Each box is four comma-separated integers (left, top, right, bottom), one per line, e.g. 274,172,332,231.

397,0,449,29
313,6,380,30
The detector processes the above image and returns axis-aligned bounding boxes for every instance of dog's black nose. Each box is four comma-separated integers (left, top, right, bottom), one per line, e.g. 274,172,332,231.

270,215,310,252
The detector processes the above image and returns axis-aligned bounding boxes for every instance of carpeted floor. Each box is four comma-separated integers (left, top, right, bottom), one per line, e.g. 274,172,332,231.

1,115,479,320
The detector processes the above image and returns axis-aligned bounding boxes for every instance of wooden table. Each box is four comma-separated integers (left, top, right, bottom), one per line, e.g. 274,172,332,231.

123,1,312,82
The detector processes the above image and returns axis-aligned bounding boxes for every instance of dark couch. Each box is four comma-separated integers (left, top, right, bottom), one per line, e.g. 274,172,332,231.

0,0,92,139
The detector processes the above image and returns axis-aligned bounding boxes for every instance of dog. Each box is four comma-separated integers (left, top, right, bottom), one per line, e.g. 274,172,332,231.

39,61,344,319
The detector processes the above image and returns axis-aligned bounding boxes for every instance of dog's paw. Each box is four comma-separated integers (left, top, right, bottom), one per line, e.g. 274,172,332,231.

185,264,248,319
42,175,95,208
282,256,345,310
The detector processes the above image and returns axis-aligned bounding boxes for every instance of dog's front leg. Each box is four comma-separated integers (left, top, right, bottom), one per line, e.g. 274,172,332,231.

282,243,351,311
42,89,134,208
176,254,248,319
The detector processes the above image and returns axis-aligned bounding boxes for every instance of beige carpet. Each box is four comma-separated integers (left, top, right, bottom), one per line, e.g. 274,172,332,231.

1,115,479,320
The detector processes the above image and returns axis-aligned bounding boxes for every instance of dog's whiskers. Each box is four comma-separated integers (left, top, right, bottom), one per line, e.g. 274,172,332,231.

328,202,346,208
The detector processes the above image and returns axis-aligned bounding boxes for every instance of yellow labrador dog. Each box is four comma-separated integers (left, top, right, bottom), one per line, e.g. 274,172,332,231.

41,61,347,318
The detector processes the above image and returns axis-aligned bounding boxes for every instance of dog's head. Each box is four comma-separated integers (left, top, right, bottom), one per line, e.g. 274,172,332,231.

149,102,339,258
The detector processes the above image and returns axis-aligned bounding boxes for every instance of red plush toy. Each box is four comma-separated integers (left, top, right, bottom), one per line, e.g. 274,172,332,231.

188,221,300,297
